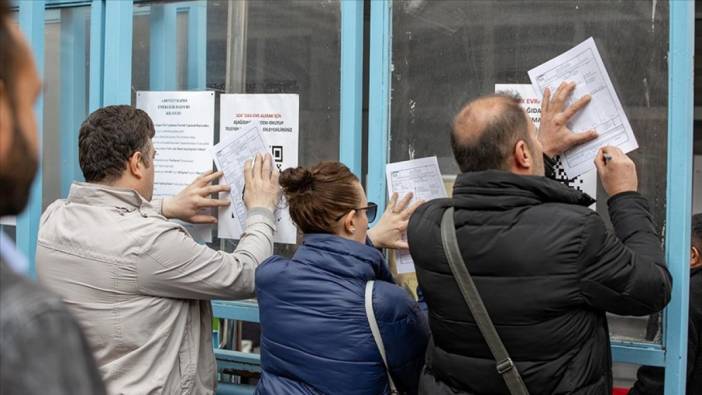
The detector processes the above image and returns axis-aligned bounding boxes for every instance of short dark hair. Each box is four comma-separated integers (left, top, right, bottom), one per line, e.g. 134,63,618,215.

451,94,530,172
78,105,155,182
692,214,702,250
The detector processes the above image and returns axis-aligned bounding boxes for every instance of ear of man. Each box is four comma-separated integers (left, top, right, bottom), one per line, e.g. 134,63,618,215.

128,151,145,180
511,140,533,174
692,246,702,270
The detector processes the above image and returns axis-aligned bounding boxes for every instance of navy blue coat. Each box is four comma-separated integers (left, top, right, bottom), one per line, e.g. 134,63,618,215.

255,234,429,395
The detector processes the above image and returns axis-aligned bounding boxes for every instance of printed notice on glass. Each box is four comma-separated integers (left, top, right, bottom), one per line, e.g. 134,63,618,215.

386,157,447,274
217,94,299,244
136,91,215,242
495,84,596,209
212,122,269,235
528,37,638,178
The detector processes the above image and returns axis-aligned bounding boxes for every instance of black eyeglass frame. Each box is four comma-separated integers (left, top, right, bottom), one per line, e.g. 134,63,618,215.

335,202,378,223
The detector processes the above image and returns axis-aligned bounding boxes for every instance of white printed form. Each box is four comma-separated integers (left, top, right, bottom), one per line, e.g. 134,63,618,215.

386,157,447,274
528,37,637,178
212,122,268,231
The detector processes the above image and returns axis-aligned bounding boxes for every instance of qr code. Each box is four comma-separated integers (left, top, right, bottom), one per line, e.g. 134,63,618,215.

271,146,283,162
552,155,586,192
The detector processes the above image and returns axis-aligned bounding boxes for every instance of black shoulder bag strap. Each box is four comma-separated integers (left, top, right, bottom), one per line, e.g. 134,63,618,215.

440,207,529,395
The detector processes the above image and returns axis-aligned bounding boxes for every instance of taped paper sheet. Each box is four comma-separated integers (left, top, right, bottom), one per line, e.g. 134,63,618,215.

386,157,447,274
216,94,299,244
214,120,297,244
495,84,596,209
136,91,215,242
528,37,637,178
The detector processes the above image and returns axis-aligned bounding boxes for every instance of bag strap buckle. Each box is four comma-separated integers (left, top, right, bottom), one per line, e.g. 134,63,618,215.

497,358,515,375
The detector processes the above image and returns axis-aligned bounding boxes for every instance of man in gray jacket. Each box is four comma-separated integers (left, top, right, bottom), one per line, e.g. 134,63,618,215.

36,105,280,394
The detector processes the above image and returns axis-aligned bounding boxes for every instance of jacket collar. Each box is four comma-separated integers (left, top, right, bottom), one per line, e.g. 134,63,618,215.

452,170,595,210
295,233,389,281
66,182,161,217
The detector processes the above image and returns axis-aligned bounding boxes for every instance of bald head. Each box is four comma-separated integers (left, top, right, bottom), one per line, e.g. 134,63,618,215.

451,93,532,173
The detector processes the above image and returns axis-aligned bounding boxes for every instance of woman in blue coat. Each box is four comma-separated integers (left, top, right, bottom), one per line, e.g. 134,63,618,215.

255,161,429,395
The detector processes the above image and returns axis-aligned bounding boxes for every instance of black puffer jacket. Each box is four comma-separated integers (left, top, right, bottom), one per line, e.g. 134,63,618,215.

408,170,672,395
629,267,702,395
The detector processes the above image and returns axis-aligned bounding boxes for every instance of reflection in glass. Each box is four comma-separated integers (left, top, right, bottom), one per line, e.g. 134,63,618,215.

391,0,669,345
42,7,91,210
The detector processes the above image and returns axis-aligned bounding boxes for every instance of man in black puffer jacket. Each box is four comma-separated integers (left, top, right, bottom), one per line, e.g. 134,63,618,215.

408,84,672,394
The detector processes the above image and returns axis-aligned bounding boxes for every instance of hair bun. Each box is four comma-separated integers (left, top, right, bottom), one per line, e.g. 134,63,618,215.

280,167,315,194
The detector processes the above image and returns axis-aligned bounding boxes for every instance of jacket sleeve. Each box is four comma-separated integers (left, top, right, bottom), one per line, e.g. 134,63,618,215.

578,192,672,316
135,207,275,300
374,281,429,395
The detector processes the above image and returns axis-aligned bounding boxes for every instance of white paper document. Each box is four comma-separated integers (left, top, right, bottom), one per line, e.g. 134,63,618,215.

386,157,447,274
216,93,299,244
494,84,597,208
495,84,543,126
136,91,215,242
528,37,637,178
212,122,269,233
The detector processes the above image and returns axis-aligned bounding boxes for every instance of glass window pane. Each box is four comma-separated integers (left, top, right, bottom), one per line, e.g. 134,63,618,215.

132,0,341,252
391,0,669,344
42,7,90,210
131,0,342,368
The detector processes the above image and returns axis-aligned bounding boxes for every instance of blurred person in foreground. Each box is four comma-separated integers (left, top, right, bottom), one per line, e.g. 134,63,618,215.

0,1,106,394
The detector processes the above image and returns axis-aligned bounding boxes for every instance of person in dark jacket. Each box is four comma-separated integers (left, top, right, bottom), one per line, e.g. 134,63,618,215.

255,161,429,395
629,214,702,394
407,85,672,394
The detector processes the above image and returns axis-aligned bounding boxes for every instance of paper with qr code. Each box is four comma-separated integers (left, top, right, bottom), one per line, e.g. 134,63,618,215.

495,84,596,209
386,156,448,274
216,94,299,244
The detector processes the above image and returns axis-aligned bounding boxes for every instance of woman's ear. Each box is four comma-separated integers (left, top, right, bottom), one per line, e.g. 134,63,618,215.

342,210,357,235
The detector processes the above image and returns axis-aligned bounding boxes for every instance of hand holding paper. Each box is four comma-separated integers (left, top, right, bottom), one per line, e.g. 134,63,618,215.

367,192,423,250
529,37,638,177
162,170,231,224
242,153,281,212
539,81,598,157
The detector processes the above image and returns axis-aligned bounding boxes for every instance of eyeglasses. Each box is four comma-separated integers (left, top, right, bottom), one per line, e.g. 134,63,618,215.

335,202,378,223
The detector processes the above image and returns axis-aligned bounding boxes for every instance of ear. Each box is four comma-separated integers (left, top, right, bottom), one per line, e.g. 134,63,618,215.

513,140,532,170
342,210,358,235
127,151,145,179
0,81,11,160
692,246,701,269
